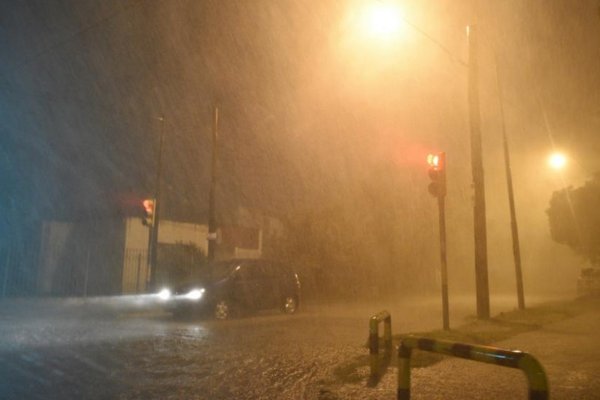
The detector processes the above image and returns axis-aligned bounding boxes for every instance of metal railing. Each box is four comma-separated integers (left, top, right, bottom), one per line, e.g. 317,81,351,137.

397,336,549,400
369,310,392,382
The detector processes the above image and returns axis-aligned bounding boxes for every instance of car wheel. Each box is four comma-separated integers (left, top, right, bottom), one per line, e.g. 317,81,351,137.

214,300,231,320
281,296,298,314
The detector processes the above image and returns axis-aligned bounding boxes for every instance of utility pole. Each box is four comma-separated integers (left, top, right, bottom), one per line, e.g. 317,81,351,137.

468,25,490,319
495,57,525,310
148,116,165,291
207,105,219,262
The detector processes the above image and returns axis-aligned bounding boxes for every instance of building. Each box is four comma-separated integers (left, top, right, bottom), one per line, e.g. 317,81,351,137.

37,214,269,296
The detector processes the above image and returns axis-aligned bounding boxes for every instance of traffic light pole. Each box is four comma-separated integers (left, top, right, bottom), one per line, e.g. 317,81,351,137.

468,25,490,319
437,195,450,331
427,152,449,331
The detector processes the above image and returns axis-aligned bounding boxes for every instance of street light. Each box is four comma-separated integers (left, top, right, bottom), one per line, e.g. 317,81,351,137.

548,152,567,170
343,1,409,52
359,2,404,40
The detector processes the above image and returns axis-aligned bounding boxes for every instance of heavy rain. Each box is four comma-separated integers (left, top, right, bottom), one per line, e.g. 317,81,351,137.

1,1,599,399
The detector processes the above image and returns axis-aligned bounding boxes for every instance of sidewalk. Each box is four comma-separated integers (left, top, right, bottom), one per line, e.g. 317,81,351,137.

336,302,600,399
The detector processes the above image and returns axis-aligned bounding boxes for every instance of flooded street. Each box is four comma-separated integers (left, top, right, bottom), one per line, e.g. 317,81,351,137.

0,294,561,399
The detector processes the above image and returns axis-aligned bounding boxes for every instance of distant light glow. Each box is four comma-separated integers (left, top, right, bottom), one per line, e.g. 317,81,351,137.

548,152,567,170
359,2,404,40
157,288,171,300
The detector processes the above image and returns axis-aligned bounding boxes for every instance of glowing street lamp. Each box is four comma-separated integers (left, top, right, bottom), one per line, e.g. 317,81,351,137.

351,1,407,46
360,2,403,38
548,152,567,170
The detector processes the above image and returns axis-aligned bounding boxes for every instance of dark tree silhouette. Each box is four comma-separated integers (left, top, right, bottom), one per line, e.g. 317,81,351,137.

547,173,600,264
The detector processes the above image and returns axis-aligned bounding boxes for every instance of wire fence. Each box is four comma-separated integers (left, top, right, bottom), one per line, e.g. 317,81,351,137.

0,243,39,298
122,248,149,294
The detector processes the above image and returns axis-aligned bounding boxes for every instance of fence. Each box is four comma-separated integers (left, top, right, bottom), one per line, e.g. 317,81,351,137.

397,336,549,400
122,248,149,294
1,243,38,298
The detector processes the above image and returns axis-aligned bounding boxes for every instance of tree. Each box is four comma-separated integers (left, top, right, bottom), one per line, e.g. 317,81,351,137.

547,173,600,264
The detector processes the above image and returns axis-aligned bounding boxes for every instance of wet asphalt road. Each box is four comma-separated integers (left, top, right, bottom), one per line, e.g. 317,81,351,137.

0,295,561,400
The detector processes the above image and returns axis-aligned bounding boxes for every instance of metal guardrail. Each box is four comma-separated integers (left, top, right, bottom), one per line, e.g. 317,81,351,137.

369,310,392,380
397,336,549,400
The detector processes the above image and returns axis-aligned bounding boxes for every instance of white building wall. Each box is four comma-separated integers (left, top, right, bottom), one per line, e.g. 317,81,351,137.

124,217,149,251
121,218,209,294
37,221,73,295
157,220,209,253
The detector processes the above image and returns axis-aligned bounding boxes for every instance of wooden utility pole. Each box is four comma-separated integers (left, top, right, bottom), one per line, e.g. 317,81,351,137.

468,25,490,319
495,56,525,310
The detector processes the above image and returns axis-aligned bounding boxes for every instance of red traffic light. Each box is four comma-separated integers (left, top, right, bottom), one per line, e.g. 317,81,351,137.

142,198,155,226
427,152,446,198
143,199,154,214
427,153,441,168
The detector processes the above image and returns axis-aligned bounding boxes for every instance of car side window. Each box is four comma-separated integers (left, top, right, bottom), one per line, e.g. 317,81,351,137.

235,265,251,280
269,262,286,279
259,261,275,278
251,263,269,280
234,263,256,280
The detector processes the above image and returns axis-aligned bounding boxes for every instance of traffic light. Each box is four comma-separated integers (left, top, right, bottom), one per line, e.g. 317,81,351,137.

142,198,155,227
427,152,446,198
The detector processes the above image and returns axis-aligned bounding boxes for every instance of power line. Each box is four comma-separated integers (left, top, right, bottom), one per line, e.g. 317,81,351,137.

1,0,146,82
400,17,468,68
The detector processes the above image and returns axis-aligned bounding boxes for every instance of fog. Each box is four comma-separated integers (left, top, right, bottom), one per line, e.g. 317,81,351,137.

2,0,600,303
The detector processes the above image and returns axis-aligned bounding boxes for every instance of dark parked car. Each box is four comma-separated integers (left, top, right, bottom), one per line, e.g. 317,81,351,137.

162,259,301,319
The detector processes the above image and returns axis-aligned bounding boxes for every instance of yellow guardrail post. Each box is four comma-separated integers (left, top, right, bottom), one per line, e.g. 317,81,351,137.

397,336,549,400
369,310,392,380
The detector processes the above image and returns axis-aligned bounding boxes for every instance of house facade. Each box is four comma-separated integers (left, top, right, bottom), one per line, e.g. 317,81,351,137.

38,215,267,296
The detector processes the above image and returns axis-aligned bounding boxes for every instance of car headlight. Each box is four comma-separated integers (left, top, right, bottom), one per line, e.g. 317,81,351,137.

184,288,205,301
157,288,171,300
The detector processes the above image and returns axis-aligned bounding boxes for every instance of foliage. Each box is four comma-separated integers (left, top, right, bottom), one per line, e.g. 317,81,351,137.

547,174,600,264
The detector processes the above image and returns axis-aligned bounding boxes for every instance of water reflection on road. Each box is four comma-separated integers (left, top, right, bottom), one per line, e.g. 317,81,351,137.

0,294,569,399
